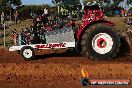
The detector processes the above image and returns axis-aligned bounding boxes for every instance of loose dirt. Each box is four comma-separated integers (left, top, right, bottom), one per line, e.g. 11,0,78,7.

0,48,132,88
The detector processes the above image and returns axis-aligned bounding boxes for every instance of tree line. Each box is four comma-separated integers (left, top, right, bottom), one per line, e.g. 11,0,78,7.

0,0,131,20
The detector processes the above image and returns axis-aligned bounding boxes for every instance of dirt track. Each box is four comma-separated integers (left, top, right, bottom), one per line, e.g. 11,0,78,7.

0,48,132,88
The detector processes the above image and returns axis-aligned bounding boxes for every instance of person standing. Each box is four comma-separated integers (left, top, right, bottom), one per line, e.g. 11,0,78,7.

77,7,81,20
14,10,18,25
12,29,18,46
44,7,48,17
13,32,17,46
18,33,21,46
1,12,4,24
40,30,46,44
121,10,123,17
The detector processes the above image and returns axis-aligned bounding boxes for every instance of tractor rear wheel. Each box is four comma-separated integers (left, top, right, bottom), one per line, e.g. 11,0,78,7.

81,23,120,60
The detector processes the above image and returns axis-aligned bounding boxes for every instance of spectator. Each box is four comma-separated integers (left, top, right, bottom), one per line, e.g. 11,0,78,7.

121,10,125,17
40,30,46,44
124,10,128,17
44,7,48,17
128,10,132,16
20,28,26,45
14,10,18,24
115,10,120,16
1,12,4,24
26,30,31,44
18,33,21,46
127,17,132,25
60,18,65,28
12,29,18,46
30,11,34,19
77,7,81,20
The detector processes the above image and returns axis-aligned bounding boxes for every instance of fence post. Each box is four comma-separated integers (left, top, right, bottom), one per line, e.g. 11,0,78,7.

3,22,6,47
58,5,60,14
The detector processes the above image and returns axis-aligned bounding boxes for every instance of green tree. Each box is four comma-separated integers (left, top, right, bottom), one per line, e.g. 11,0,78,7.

63,0,80,5
18,4,51,19
0,0,21,11
52,0,62,4
83,0,131,6
0,0,22,20
52,0,80,5
112,0,124,8
130,7,132,10
11,0,21,6
83,0,93,5
112,0,131,8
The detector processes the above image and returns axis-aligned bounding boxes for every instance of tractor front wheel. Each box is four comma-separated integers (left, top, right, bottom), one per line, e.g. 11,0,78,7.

81,23,120,60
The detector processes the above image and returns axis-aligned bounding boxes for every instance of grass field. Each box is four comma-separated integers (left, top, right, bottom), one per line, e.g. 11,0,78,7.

106,17,131,30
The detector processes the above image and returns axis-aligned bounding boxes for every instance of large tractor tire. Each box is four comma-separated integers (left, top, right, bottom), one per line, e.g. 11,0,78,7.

20,46,35,61
81,23,120,60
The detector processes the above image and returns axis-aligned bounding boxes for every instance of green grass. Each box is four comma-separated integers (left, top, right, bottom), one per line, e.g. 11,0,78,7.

106,17,131,30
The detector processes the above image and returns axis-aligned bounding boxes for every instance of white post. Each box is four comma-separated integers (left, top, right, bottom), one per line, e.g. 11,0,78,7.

15,16,17,26
58,5,59,14
3,22,6,47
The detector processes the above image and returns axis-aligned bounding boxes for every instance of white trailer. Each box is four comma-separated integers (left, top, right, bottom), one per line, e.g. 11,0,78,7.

9,27,76,60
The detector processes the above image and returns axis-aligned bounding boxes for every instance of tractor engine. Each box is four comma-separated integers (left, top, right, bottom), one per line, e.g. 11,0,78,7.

77,5,104,39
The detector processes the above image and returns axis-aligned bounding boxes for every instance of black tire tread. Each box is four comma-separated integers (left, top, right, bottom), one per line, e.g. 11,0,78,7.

81,23,120,60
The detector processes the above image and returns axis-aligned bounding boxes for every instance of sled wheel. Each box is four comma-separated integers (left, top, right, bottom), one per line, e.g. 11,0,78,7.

80,78,90,86
20,46,35,61
81,23,120,60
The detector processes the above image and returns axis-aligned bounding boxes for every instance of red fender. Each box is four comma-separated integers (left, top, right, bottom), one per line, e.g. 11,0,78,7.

76,20,115,41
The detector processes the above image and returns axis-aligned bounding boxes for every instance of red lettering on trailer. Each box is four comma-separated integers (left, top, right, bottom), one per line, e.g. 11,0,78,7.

35,45,40,49
53,44,60,47
61,43,65,47
49,44,53,48
46,44,49,48
35,43,66,49
40,45,45,48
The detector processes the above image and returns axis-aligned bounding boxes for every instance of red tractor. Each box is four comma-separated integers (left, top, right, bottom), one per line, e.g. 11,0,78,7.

9,5,121,61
